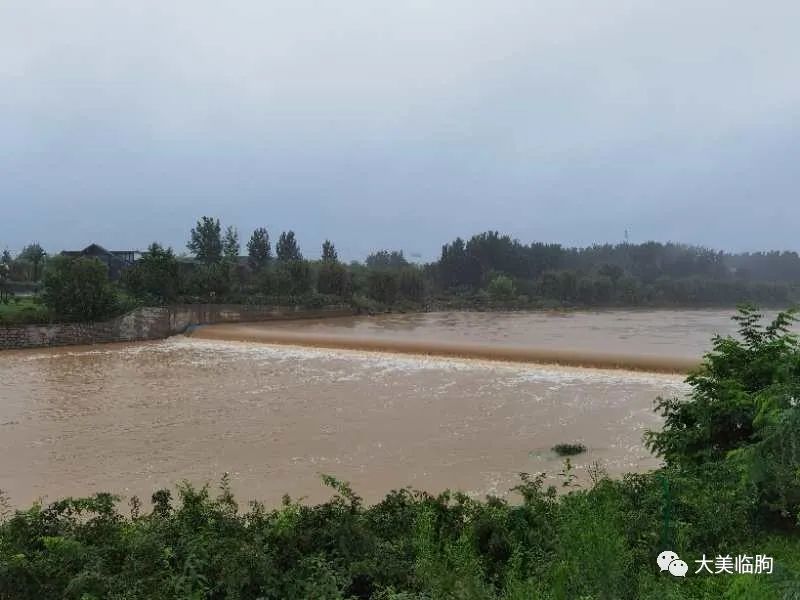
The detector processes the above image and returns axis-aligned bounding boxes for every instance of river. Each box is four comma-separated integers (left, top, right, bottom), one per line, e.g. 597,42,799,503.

0,309,752,508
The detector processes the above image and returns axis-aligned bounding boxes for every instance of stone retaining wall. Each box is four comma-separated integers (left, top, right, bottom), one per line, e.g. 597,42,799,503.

0,304,355,350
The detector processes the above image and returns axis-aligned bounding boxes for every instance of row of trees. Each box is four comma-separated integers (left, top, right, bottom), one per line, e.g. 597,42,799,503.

1,217,427,322
185,217,307,266
120,217,425,309
432,231,800,306
435,231,800,288
6,230,800,287
0,243,47,282
4,226,800,321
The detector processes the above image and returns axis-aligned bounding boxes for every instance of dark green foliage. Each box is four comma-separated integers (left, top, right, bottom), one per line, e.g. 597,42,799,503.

318,260,352,298
487,274,516,300
18,243,47,281
223,226,240,261
365,250,408,270
117,219,800,311
187,216,223,264
186,262,231,301
41,256,119,322
121,243,180,303
646,306,800,523
646,306,800,466
551,443,587,456
260,260,312,298
367,270,398,304
322,240,338,262
276,231,302,262
247,228,272,269
434,232,800,307
0,261,9,304
397,268,424,302
1,469,797,599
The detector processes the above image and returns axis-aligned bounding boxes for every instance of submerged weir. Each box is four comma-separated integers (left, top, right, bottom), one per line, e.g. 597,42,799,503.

187,323,700,373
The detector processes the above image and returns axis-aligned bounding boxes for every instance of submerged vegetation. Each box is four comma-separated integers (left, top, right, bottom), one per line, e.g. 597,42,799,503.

3,223,800,324
2,307,800,598
551,442,587,457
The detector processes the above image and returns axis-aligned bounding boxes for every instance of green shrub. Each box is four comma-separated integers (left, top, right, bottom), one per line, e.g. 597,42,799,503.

2,470,797,600
41,256,119,322
646,305,800,523
487,274,516,300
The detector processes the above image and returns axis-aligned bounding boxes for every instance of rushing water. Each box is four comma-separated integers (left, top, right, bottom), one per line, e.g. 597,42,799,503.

0,309,751,507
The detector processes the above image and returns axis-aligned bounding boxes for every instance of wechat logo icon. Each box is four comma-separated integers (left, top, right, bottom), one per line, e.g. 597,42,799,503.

657,550,688,577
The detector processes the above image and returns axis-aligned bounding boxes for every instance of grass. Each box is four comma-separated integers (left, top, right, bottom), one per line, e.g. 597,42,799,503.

0,296,51,325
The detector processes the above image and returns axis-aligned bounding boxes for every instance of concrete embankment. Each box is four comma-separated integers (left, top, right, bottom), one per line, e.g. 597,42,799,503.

188,323,700,373
0,304,355,350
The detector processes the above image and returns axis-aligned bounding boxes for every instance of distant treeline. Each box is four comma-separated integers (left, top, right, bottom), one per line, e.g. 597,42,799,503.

2,223,800,322
431,232,800,307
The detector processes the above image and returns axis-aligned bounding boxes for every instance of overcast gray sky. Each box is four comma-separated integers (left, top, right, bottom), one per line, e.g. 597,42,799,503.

2,1,799,261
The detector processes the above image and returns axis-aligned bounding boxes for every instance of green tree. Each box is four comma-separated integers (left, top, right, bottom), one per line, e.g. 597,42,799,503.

365,250,408,269
317,261,351,297
247,228,271,269
223,226,240,261
8,258,33,282
276,231,302,261
187,216,222,264
398,267,424,301
646,306,800,467
0,248,10,303
598,263,624,285
487,274,516,300
0,261,9,303
122,243,180,303
321,240,338,262
367,270,398,304
18,243,47,281
188,262,231,301
42,256,118,321
270,260,311,297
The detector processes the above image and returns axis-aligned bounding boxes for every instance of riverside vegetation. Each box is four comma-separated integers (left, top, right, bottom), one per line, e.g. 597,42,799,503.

1,307,800,599
3,219,800,324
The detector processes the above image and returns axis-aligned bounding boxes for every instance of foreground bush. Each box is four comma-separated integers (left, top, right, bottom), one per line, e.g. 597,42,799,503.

1,470,798,600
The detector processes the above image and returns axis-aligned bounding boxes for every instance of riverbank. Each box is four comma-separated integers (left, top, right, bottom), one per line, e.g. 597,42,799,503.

0,304,355,350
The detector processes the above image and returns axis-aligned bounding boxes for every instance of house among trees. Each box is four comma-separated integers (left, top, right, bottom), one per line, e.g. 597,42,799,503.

60,244,140,280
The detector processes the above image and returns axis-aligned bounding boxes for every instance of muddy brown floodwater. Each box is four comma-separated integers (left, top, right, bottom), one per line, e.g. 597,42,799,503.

0,310,754,508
